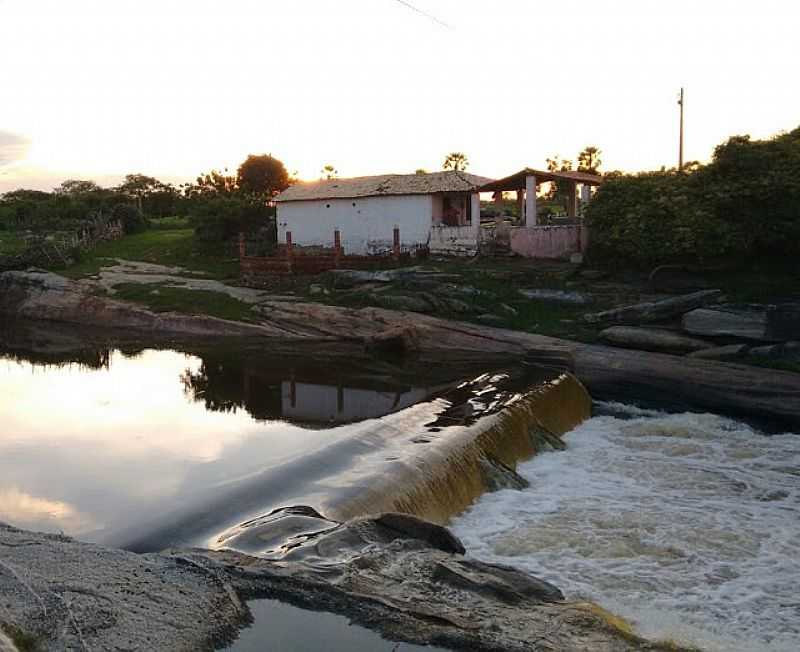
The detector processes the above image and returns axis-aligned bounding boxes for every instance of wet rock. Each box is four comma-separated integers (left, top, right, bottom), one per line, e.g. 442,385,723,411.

518,288,590,305
433,558,564,604
308,283,327,296
683,305,780,342
372,513,466,554
599,326,714,354
370,293,432,313
687,344,748,360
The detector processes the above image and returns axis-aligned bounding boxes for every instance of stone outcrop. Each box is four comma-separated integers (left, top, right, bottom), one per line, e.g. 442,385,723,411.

0,517,691,652
2,270,800,429
683,306,787,342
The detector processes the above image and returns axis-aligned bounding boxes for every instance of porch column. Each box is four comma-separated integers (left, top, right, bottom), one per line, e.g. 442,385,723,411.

471,192,481,244
516,189,525,224
580,184,591,205
566,180,577,218
525,175,537,227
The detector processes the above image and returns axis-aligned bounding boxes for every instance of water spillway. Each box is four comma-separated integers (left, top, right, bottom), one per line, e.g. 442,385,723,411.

0,322,591,556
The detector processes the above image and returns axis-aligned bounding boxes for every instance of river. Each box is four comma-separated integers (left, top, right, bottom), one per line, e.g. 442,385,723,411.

451,403,800,652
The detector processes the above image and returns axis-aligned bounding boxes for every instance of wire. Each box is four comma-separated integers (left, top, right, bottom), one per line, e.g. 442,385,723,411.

390,0,452,29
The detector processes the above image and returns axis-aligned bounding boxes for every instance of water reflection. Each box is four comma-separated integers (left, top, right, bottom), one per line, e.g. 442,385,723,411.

0,324,456,545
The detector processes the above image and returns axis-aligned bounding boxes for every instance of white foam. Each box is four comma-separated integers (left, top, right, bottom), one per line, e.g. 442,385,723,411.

451,410,800,652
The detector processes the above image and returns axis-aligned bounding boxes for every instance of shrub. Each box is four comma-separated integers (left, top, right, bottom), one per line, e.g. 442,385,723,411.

586,127,800,267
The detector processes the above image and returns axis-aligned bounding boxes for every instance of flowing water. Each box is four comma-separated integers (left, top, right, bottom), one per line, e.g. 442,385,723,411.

451,403,800,652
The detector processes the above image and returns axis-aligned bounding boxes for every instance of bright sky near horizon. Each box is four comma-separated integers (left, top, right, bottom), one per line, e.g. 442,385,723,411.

1,0,798,192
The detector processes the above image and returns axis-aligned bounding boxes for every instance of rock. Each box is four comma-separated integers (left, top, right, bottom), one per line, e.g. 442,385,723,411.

308,283,325,296
682,306,780,342
599,326,714,354
0,632,17,652
498,303,518,317
475,314,506,326
0,522,245,651
371,293,432,313
748,341,800,360
579,269,607,280
583,289,722,325
648,264,711,292
373,513,466,554
518,288,590,305
769,304,800,341
364,324,419,355
687,344,748,360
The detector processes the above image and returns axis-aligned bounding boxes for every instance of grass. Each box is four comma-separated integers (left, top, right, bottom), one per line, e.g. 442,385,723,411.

112,283,254,322
149,215,191,229
1,623,41,652
0,232,28,256
58,228,239,280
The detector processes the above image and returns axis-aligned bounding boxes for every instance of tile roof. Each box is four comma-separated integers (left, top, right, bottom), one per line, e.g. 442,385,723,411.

275,170,493,202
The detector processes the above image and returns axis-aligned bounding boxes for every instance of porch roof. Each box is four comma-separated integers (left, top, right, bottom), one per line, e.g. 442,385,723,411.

478,168,603,192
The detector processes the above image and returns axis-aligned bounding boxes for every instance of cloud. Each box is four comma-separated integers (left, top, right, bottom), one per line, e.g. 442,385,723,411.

0,130,31,167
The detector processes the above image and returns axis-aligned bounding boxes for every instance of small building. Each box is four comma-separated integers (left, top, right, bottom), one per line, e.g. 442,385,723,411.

479,168,603,260
274,170,492,257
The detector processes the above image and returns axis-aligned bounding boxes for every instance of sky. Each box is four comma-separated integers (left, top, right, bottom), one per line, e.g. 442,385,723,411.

1,0,798,192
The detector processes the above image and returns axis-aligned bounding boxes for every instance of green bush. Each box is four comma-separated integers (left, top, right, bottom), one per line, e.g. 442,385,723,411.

586,127,800,267
188,195,274,245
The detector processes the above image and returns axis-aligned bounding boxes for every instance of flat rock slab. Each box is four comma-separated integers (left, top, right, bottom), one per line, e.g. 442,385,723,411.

600,326,714,354
687,344,749,360
683,306,775,341
584,289,721,325
518,288,590,305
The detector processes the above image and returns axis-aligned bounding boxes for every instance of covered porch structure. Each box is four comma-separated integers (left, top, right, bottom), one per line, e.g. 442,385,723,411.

479,168,602,259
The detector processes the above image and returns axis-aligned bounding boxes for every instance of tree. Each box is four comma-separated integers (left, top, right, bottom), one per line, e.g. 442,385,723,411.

116,174,178,218
415,168,428,175
321,164,338,180
237,154,290,196
442,152,468,171
577,146,602,174
55,179,101,195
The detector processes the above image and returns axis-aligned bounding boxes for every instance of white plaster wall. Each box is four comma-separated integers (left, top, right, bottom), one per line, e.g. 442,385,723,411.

277,195,433,255
429,225,479,256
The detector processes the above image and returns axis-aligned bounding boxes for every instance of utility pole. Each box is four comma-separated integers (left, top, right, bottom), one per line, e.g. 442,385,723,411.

678,87,685,171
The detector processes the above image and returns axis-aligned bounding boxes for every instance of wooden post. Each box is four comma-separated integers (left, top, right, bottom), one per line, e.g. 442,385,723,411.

393,225,400,261
286,230,293,273
238,232,246,258
334,228,342,267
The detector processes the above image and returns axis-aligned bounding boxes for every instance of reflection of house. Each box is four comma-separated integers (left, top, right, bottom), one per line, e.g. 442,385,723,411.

274,170,492,257
281,382,433,424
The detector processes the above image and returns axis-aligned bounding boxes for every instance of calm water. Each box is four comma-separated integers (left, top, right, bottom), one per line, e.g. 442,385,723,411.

451,404,800,652
0,342,450,548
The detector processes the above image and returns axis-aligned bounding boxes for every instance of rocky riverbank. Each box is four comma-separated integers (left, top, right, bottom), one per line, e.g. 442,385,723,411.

0,515,696,652
2,269,799,428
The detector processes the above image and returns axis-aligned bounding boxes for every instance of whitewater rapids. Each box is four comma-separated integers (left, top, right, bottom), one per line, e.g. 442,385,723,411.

451,404,800,652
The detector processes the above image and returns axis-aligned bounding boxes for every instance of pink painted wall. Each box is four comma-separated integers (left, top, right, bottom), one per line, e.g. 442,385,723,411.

509,225,588,259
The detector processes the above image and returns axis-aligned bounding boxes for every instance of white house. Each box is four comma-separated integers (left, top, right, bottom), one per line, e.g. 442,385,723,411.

274,170,492,256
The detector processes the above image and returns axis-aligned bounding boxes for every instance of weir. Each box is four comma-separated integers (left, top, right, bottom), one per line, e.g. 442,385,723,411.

214,369,591,555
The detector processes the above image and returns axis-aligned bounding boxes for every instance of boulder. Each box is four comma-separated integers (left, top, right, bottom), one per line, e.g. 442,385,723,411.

748,341,800,360
682,306,779,342
583,289,721,325
519,288,590,305
687,344,748,360
599,326,714,354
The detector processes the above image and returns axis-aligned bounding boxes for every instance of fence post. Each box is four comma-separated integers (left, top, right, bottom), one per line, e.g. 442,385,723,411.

238,232,246,258
286,230,293,273
393,225,400,261
334,229,342,267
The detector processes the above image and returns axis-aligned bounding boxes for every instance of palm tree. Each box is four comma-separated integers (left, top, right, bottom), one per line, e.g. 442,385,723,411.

577,147,602,174
442,152,468,171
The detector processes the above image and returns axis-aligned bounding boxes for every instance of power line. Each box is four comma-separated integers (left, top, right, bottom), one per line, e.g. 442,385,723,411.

391,0,451,29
